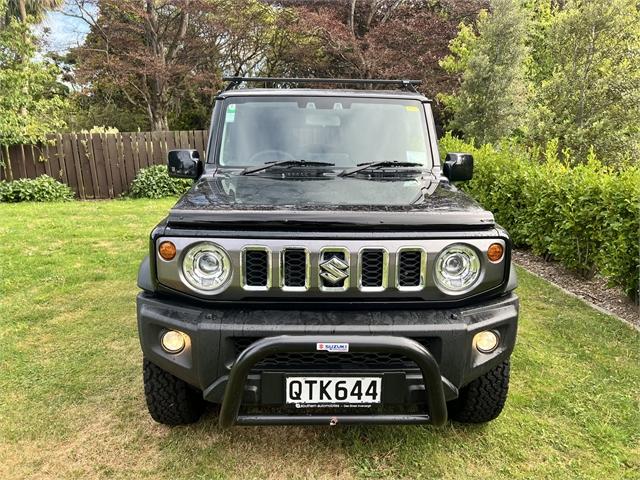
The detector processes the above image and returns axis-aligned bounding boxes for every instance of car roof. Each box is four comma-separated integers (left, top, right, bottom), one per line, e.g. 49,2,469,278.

218,88,431,102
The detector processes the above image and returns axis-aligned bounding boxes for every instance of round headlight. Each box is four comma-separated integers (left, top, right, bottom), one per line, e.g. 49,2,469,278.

434,244,481,294
182,242,232,293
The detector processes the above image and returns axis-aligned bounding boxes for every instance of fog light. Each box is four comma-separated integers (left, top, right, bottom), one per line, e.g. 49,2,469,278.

161,330,186,354
474,330,499,353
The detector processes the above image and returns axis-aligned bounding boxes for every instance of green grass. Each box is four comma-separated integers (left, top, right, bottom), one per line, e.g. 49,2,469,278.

0,199,638,480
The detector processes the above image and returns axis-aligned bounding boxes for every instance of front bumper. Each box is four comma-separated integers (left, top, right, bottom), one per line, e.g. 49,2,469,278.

137,293,518,426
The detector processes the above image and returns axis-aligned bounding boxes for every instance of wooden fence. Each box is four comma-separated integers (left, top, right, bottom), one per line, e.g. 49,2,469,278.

0,130,209,199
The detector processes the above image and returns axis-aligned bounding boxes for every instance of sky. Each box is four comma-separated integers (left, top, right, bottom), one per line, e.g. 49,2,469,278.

36,2,95,53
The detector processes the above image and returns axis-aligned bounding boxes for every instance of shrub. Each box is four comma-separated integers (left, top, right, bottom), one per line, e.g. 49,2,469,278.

129,165,192,199
440,133,640,301
0,175,74,202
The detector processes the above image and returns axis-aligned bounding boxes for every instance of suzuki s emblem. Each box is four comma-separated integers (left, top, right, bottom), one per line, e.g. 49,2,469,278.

319,255,349,284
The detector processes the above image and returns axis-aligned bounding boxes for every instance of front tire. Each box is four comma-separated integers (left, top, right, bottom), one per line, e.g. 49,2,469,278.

143,358,204,425
448,360,510,423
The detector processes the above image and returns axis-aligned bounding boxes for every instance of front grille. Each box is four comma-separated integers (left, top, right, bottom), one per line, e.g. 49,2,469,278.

282,248,307,288
360,249,385,288
398,250,424,288
244,250,269,287
231,337,441,370
241,246,427,293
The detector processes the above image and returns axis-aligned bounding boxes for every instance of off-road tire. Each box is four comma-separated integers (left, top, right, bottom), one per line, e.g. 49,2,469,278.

143,358,204,425
448,361,510,423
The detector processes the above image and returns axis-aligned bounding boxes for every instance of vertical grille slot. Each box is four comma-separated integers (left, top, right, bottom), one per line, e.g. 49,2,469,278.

282,248,308,289
359,248,387,291
242,248,269,289
397,249,425,289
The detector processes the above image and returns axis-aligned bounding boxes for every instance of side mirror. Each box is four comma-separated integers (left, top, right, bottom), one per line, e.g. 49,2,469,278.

443,152,473,182
168,149,203,179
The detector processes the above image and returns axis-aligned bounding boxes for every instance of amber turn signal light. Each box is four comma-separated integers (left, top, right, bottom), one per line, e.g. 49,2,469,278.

159,241,177,261
487,243,504,262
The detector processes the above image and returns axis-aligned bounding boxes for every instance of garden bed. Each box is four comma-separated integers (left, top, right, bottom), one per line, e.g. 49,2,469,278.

513,250,639,329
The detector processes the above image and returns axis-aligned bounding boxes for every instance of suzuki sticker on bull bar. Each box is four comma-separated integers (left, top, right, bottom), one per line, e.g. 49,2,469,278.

316,342,349,352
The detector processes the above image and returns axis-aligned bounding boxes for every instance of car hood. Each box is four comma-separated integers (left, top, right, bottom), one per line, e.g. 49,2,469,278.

168,173,494,229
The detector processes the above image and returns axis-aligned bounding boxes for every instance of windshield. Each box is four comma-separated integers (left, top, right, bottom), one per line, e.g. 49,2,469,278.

217,96,432,168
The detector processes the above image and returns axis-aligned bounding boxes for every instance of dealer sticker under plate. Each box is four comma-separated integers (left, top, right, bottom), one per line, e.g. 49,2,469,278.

316,342,349,352
286,376,381,404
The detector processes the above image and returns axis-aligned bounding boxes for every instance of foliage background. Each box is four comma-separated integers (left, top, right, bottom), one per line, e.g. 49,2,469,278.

0,174,73,202
128,165,192,199
441,133,640,300
1,0,639,163
0,15,67,145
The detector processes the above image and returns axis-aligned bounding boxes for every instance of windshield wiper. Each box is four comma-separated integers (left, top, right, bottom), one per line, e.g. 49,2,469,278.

338,161,424,177
240,160,335,175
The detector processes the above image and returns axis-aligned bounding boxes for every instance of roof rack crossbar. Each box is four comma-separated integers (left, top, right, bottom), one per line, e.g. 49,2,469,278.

221,76,422,92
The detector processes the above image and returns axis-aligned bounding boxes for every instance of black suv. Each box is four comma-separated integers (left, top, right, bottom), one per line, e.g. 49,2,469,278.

137,77,518,427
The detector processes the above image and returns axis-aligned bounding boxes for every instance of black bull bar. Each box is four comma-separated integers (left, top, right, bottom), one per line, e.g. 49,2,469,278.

218,335,448,427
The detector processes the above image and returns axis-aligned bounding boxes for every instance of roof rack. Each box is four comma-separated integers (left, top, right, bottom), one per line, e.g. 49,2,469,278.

221,76,422,93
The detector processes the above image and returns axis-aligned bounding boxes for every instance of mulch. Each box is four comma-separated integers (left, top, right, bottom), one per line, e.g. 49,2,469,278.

513,249,639,329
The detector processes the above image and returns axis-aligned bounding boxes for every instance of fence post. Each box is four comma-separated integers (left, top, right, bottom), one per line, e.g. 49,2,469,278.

0,145,12,181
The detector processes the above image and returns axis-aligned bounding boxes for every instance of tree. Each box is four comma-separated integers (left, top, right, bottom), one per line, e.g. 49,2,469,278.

3,0,62,24
68,0,299,131
0,6,67,145
275,0,487,120
528,0,640,164
440,0,530,144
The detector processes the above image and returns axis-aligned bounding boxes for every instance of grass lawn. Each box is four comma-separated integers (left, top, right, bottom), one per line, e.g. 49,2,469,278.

0,199,638,480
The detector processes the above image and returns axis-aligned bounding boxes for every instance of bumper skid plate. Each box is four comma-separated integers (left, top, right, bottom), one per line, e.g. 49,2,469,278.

218,335,448,427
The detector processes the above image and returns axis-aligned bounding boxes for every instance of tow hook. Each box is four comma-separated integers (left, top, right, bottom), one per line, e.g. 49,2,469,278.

329,417,338,426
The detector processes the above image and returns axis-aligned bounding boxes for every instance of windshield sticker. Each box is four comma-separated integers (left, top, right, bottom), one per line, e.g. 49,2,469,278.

405,105,419,112
225,104,236,123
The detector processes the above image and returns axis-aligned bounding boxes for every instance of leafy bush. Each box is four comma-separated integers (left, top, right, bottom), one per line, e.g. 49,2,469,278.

0,175,74,202
129,165,192,199
440,133,640,301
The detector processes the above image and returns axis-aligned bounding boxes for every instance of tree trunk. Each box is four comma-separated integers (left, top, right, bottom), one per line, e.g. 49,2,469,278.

19,0,27,22
143,0,189,131
19,0,28,117
349,0,357,36
149,105,169,131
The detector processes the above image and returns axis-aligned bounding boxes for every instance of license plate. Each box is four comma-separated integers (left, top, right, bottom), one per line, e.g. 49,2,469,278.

285,376,381,404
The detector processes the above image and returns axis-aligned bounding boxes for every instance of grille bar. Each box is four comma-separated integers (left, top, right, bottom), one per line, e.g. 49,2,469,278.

281,248,309,290
241,247,271,290
397,248,426,290
358,248,388,291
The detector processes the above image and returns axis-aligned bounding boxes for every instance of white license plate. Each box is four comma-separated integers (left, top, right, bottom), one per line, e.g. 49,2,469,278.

285,376,382,404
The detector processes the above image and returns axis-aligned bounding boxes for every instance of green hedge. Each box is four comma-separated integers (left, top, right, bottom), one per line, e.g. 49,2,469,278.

0,175,74,202
129,165,193,199
440,133,640,302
